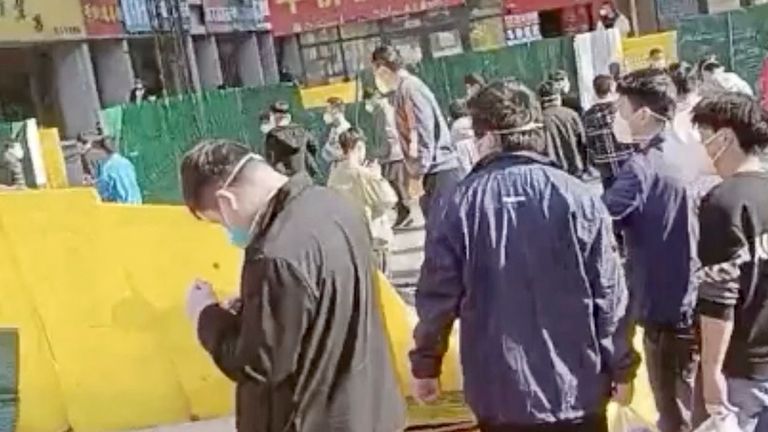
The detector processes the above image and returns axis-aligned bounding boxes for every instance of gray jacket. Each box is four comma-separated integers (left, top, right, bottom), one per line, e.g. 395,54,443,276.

393,73,459,175
372,102,403,163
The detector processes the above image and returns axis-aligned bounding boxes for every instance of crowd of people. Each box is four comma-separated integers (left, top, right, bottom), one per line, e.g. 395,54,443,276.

175,43,768,432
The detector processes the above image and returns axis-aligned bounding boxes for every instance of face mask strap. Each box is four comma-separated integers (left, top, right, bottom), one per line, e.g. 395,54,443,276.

222,154,262,189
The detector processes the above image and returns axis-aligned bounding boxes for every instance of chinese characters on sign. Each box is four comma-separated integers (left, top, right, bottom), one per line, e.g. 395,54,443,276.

0,0,84,41
81,0,123,36
203,0,268,33
268,0,463,35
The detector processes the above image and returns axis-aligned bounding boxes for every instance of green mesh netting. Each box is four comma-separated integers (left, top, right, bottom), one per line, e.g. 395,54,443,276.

678,4,768,92
107,37,578,204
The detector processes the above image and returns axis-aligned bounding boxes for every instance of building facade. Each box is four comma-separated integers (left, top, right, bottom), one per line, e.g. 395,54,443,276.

0,0,279,138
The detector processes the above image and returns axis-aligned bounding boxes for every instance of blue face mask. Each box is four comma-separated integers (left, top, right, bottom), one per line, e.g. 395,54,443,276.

225,225,253,249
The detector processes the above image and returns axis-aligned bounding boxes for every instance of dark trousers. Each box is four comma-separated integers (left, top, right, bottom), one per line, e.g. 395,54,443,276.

479,413,607,432
382,160,411,223
420,167,463,220
644,325,705,432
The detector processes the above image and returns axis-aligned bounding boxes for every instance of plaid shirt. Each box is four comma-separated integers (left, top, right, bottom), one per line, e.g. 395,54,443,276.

582,101,633,176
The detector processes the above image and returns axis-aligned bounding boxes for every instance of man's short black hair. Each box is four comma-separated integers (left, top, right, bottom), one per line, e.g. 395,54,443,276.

338,128,365,154
371,45,403,71
180,139,253,217
468,79,545,154
692,92,768,155
616,68,677,120
270,101,290,114
464,73,485,87
702,60,724,73
537,80,560,101
448,99,469,121
593,74,614,98
667,61,697,97
649,48,663,58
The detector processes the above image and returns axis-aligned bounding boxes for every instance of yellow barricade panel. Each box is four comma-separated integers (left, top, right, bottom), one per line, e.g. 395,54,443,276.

0,190,189,432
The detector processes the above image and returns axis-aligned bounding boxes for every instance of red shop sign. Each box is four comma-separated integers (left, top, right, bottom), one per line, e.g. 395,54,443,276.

81,0,124,36
269,0,465,36
505,0,594,14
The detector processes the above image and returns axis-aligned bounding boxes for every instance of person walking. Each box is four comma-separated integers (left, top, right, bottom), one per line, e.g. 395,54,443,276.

264,101,319,179
701,61,754,97
0,141,26,189
364,88,413,227
447,99,479,172
180,139,405,432
371,45,463,219
538,80,588,177
321,97,352,168
87,137,142,204
327,129,397,275
410,79,638,432
693,92,768,432
582,74,633,190
603,68,704,432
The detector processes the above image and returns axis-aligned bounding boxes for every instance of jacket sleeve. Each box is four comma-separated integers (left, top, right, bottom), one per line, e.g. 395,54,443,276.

602,160,644,222
410,195,464,379
197,258,315,388
584,204,638,383
408,84,438,175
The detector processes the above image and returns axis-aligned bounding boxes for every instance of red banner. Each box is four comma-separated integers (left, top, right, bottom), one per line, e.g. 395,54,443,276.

505,0,594,14
268,0,464,36
81,0,124,36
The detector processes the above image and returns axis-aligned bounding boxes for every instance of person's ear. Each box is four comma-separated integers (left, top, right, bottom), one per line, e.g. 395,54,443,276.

215,189,238,212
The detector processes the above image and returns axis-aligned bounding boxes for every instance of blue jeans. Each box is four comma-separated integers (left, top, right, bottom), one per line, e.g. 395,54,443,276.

729,378,768,432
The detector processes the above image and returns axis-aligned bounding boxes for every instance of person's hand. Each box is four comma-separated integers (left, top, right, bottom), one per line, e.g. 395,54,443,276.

222,296,243,315
612,381,634,406
411,377,440,404
702,369,733,414
186,279,218,325
83,175,95,186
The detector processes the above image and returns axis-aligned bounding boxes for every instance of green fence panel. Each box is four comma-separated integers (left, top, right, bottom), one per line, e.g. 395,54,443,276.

678,4,768,92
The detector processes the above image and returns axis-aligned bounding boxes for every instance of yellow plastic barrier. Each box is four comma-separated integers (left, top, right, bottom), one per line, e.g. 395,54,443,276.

299,81,358,109
37,128,68,189
0,189,462,431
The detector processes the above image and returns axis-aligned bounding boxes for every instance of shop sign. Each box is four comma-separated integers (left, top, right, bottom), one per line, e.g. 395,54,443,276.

203,0,268,33
505,0,593,14
268,0,463,36
120,0,191,33
0,0,85,41
504,12,541,46
82,0,124,36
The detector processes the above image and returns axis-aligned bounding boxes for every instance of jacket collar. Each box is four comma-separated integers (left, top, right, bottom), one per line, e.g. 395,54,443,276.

247,173,314,252
473,150,558,173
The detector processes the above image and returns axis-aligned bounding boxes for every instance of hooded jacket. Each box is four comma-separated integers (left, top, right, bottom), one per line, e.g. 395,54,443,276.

264,124,319,178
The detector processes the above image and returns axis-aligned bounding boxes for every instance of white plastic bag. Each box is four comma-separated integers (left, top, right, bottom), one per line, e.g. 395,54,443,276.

693,413,741,432
610,407,657,432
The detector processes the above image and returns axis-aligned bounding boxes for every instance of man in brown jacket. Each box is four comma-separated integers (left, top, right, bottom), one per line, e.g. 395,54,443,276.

180,139,405,432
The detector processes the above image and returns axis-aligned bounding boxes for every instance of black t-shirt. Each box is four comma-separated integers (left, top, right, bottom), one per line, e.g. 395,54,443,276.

698,171,768,379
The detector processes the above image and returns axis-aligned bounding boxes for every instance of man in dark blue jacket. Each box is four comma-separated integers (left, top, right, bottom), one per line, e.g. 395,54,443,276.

603,68,703,432
410,79,638,432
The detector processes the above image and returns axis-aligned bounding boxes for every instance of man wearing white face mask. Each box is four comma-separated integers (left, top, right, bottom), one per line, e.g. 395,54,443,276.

180,139,405,432
603,68,705,432
693,92,768,432
264,101,319,178
0,141,25,189
371,45,463,219
320,97,351,168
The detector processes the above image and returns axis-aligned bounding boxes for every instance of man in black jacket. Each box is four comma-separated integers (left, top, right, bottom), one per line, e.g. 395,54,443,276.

180,139,405,432
264,101,319,179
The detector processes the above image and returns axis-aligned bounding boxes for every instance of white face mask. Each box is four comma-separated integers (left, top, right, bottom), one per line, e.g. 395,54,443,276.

323,112,336,125
260,124,274,134
374,67,395,94
365,103,375,113
702,130,732,172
